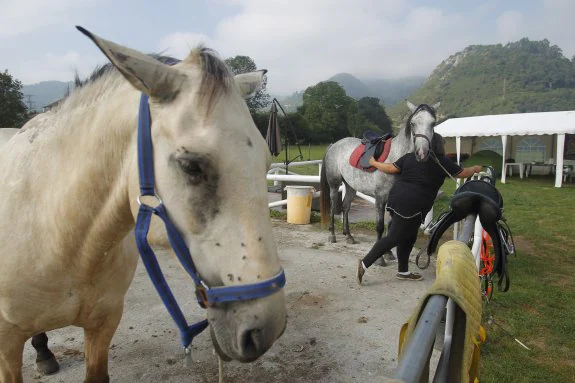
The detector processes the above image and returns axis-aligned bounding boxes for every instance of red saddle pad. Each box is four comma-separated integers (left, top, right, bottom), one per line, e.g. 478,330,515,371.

349,139,392,172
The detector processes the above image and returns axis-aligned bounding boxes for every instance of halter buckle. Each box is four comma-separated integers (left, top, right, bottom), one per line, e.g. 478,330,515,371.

137,194,163,209
195,284,214,309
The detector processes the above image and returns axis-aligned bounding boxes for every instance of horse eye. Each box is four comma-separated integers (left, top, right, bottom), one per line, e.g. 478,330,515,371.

179,159,204,184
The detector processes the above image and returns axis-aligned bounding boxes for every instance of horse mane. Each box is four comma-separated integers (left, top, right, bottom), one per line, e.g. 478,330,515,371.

63,47,232,114
184,46,233,114
404,104,437,138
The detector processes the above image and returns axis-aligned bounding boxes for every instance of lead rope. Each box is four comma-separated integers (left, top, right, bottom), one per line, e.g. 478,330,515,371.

415,151,458,270
430,151,459,184
218,355,224,383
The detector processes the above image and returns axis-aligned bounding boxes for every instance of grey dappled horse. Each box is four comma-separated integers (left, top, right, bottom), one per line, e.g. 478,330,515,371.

320,101,439,245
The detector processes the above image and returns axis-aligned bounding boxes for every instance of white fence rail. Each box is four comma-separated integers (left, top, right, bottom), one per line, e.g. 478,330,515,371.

267,160,435,230
266,160,377,208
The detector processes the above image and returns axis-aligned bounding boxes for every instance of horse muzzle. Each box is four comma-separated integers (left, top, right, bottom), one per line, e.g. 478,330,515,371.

207,292,287,363
416,147,431,162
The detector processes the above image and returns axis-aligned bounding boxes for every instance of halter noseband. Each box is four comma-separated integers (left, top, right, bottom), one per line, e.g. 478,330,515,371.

134,94,286,350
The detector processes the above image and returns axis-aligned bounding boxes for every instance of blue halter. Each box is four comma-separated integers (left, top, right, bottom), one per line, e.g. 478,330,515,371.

134,94,286,349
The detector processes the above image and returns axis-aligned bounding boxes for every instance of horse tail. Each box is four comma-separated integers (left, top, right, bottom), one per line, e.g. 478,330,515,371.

320,152,330,228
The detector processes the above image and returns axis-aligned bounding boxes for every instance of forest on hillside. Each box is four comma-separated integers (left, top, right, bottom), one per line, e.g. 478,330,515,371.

388,38,575,124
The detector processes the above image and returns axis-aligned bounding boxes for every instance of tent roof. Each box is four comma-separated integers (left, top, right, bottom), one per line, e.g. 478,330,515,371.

435,110,575,137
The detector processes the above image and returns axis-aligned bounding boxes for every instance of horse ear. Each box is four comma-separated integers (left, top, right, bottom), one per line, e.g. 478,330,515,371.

406,100,417,112
234,70,267,99
432,102,441,110
76,26,183,101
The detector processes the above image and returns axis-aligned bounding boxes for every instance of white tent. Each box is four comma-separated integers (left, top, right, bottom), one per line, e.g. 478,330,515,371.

435,111,575,187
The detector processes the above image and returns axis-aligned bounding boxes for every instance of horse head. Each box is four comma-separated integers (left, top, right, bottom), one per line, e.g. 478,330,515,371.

405,100,440,162
79,28,286,363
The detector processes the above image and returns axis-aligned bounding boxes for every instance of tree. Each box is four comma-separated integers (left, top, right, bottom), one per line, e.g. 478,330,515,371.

356,97,393,134
225,55,271,112
300,81,355,143
0,70,28,129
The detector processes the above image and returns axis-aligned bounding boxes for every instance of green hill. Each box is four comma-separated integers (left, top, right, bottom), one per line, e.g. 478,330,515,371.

328,73,375,99
362,76,425,106
388,38,575,125
22,81,74,112
277,73,426,112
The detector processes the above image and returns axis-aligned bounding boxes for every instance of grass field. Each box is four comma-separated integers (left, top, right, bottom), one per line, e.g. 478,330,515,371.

270,144,328,175
270,145,575,381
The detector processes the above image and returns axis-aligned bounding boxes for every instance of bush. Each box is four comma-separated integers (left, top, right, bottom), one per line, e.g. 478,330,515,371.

462,150,503,175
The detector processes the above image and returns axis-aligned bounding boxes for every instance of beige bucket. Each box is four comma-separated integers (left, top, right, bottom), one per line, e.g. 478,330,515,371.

285,186,314,224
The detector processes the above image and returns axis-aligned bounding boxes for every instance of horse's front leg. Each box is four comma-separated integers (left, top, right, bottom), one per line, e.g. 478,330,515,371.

375,195,388,240
0,323,27,383
31,332,60,375
342,184,357,244
328,187,339,243
83,305,123,383
375,197,394,263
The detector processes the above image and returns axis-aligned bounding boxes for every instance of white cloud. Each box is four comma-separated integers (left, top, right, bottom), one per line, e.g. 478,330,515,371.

157,0,482,95
8,0,574,95
158,32,214,59
0,0,101,38
15,51,104,84
536,0,575,57
496,11,524,44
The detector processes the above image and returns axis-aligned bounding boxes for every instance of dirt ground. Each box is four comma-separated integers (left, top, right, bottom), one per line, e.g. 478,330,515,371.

21,218,440,383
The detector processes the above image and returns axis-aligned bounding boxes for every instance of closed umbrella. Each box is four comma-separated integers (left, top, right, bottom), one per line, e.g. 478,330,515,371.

265,102,282,157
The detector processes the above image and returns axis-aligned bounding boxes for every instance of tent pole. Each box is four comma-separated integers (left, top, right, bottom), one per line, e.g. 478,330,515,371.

555,134,565,187
501,135,508,184
453,136,462,239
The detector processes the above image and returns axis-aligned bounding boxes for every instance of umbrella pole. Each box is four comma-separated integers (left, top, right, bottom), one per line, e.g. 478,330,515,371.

285,131,288,175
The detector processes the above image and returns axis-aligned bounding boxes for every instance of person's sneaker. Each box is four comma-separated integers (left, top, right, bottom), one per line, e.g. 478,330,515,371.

356,259,365,285
396,272,424,281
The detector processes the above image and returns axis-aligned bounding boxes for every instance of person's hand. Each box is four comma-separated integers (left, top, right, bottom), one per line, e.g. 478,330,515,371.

474,165,483,173
368,156,377,166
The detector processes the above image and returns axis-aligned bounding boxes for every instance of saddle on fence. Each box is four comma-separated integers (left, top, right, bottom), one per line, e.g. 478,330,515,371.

349,130,393,172
426,180,511,292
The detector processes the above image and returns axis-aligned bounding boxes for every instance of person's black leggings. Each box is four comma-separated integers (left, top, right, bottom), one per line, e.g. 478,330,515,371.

361,213,421,272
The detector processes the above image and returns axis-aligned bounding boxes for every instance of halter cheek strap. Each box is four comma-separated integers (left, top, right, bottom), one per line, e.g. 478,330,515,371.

134,94,286,350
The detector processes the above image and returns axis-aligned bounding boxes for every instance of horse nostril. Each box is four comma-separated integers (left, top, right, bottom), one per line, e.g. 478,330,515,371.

239,328,262,356
418,148,425,159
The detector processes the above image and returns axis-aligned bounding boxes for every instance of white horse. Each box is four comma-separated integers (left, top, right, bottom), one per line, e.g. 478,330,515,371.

0,27,286,382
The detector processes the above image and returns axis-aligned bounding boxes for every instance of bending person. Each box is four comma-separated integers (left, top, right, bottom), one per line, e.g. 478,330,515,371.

357,135,482,283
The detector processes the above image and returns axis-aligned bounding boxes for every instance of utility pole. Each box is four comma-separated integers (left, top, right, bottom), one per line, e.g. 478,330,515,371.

24,94,35,112
502,78,507,100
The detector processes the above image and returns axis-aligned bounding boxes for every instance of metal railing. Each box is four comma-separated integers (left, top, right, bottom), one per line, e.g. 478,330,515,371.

392,214,477,383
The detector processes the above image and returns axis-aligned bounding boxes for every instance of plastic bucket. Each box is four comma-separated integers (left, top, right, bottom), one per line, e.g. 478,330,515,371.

285,186,314,224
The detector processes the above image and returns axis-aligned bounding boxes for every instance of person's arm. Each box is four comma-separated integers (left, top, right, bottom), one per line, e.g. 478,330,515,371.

456,165,483,178
368,156,400,174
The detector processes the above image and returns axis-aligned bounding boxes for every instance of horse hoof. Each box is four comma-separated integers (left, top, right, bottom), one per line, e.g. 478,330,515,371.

384,251,396,261
328,235,336,243
346,237,357,244
373,257,387,267
37,357,60,375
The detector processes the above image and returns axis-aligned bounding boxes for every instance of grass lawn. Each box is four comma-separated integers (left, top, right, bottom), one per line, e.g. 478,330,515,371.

270,146,575,381
470,177,575,382
270,144,329,175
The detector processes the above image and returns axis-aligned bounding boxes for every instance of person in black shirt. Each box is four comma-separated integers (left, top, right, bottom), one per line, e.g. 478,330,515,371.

357,134,483,283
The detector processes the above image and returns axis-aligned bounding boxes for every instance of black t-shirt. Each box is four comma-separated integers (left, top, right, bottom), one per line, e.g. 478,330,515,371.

386,153,463,220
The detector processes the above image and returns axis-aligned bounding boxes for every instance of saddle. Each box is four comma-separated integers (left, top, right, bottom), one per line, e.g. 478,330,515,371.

349,130,393,172
426,180,511,292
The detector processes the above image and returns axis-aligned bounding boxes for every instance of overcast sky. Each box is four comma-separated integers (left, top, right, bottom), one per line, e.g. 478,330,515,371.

1,0,574,96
